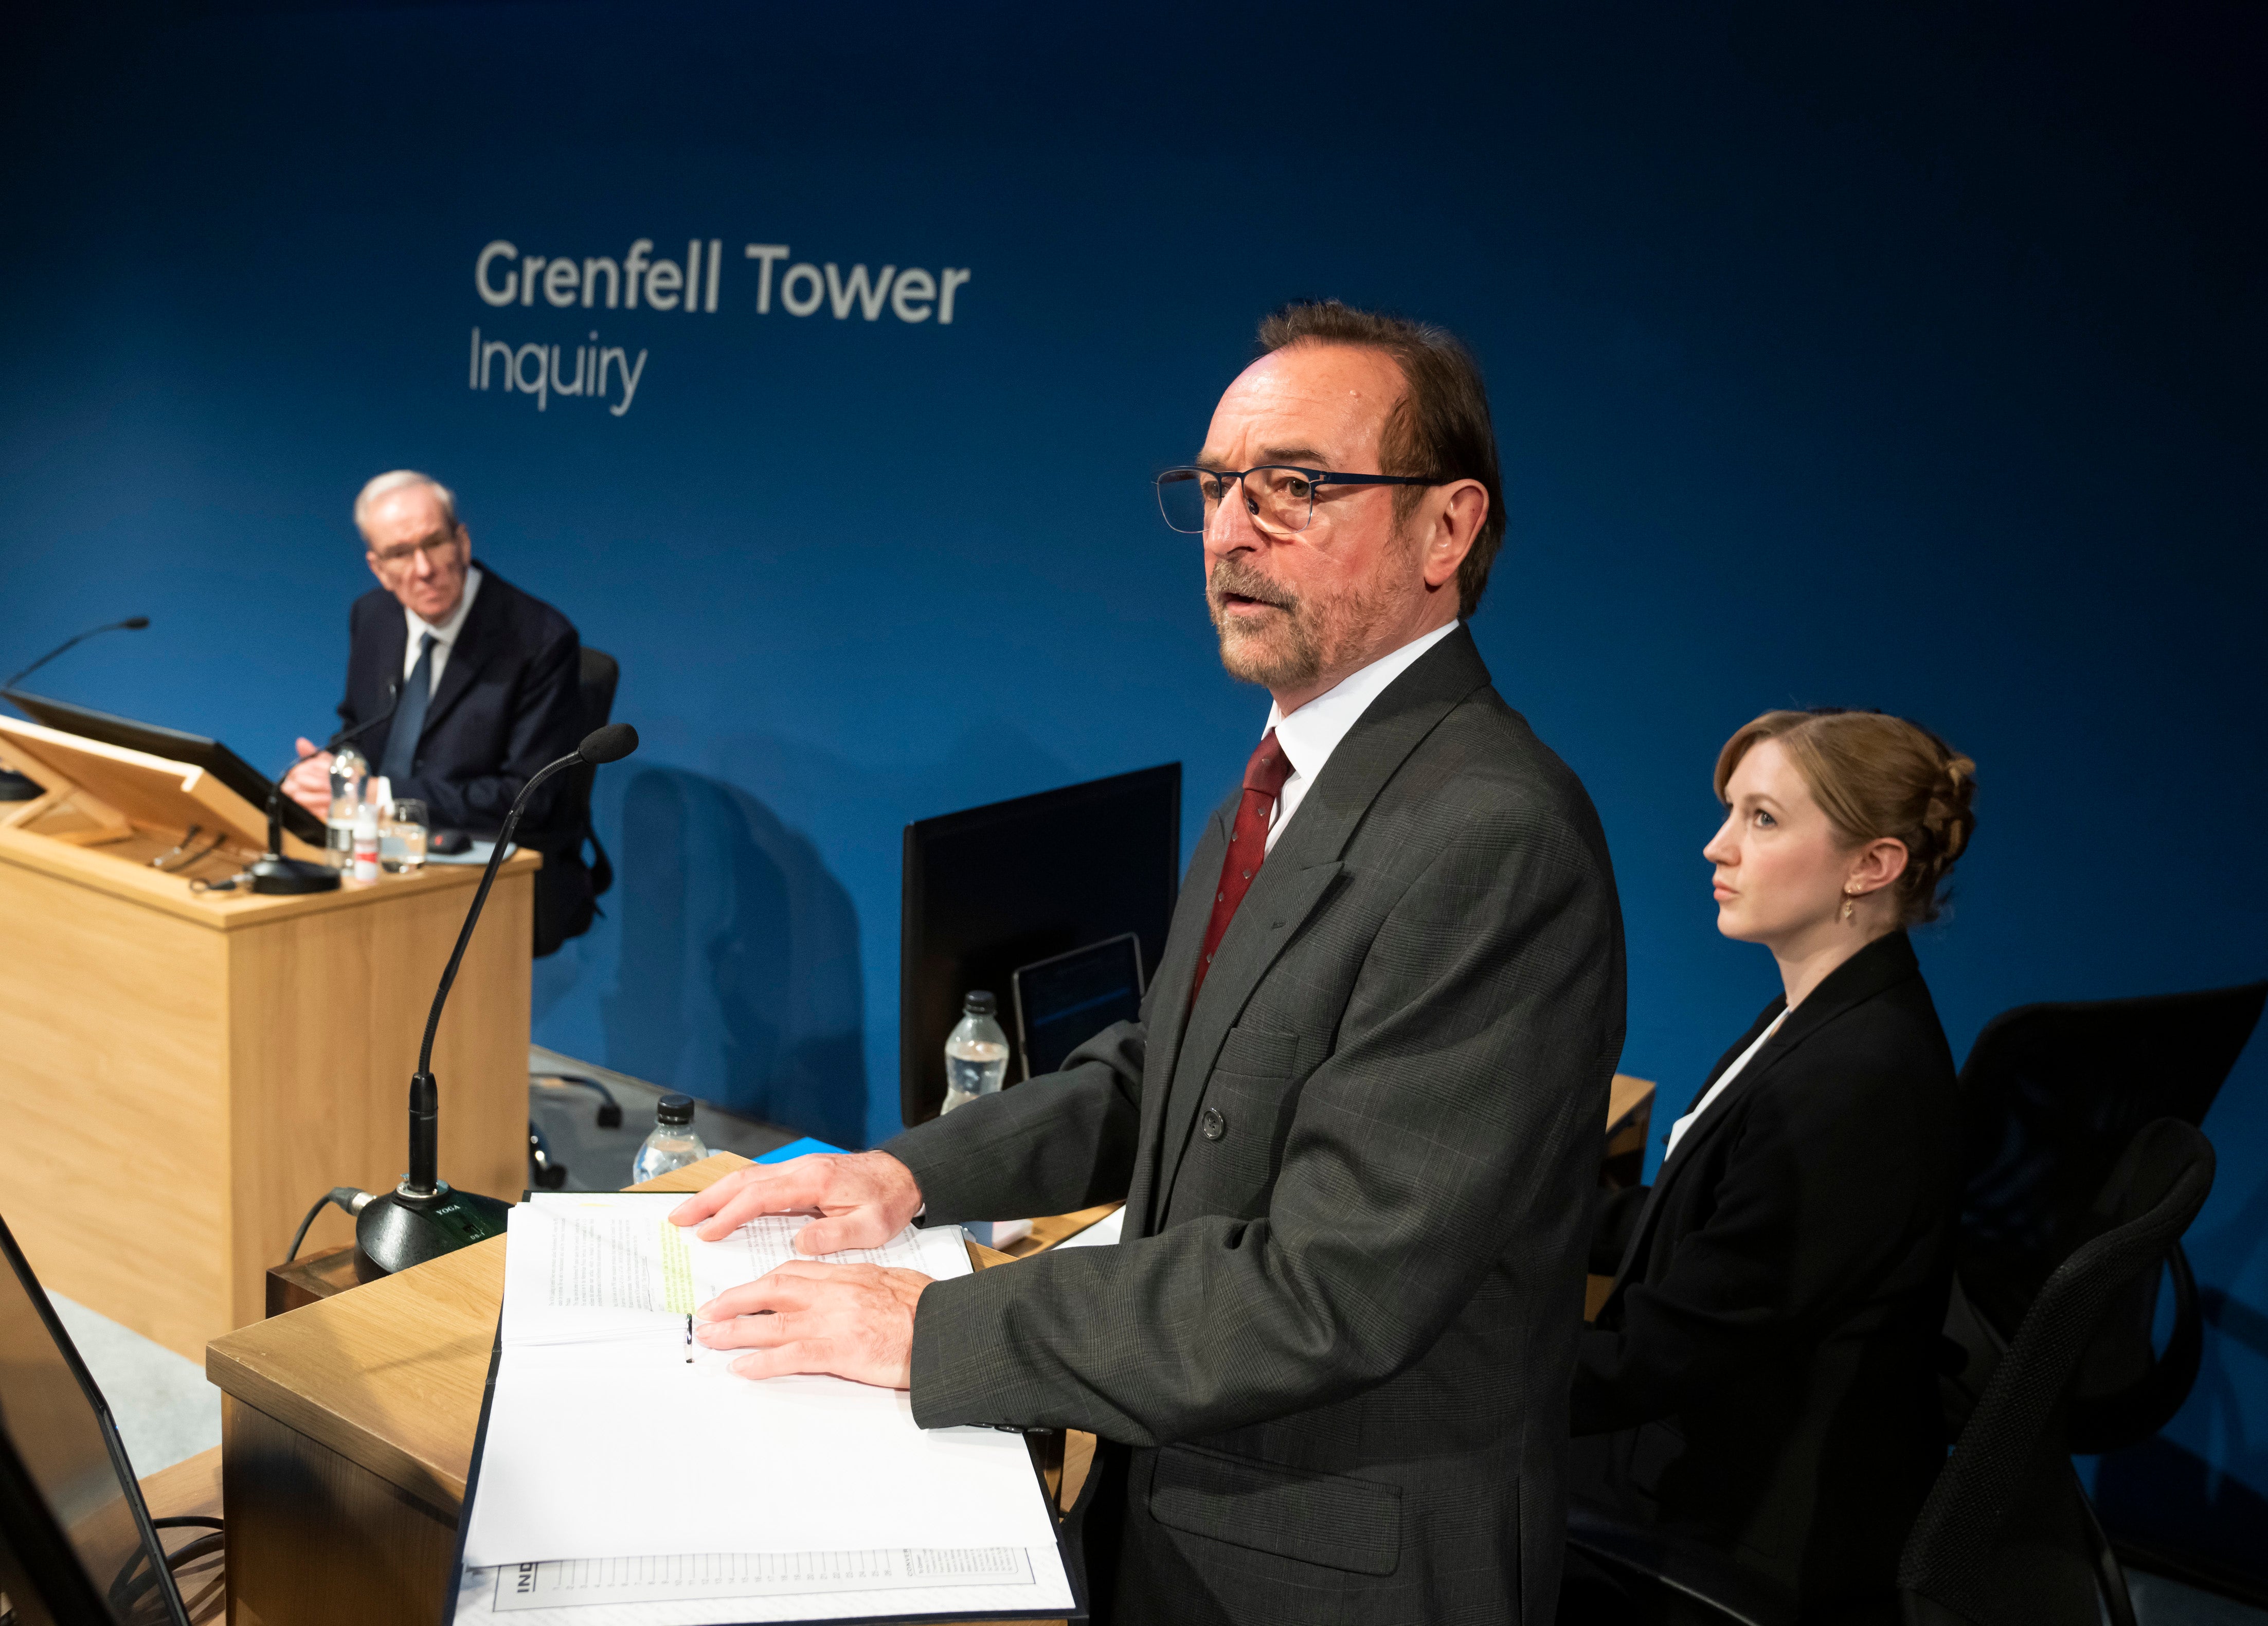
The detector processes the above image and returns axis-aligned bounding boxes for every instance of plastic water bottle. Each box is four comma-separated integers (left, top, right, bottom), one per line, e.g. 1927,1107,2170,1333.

633,1093,710,1184
326,746,367,869
942,991,1010,1114
350,803,381,882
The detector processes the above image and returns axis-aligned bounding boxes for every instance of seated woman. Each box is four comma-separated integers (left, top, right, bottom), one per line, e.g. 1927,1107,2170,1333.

1568,708,1978,1625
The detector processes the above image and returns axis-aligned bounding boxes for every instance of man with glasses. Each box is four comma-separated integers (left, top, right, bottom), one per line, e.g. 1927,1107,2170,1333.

282,470,595,950
671,302,1626,1624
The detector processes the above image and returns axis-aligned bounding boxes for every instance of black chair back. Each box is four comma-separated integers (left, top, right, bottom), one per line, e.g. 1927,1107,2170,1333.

530,645,619,959
1948,981,2262,1449
571,646,619,897
1900,1117,2217,1626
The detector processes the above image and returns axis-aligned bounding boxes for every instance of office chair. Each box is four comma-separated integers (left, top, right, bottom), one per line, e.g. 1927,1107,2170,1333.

1945,981,2263,1452
1562,1503,1793,1626
1565,1117,2221,1626
524,646,623,1187
1900,1117,2217,1626
531,645,620,960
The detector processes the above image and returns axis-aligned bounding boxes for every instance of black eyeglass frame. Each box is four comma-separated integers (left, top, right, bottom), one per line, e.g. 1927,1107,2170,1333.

1154,465,1444,535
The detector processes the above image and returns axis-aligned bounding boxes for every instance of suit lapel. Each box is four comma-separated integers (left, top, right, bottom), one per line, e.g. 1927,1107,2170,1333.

1122,800,1233,1239
416,571,502,742
1607,1002,1784,1285
1607,931,1925,1291
1154,626,1494,1218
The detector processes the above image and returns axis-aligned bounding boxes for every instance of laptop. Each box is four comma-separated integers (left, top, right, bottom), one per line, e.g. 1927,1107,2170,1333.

0,1213,194,1626
1011,934,1148,1081
2,687,327,847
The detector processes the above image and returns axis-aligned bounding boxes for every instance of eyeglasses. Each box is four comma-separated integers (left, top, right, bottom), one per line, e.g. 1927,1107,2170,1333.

1155,466,1441,537
368,531,464,568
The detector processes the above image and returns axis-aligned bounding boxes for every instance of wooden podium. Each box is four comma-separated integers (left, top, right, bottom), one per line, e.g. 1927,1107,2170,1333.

0,715,535,1360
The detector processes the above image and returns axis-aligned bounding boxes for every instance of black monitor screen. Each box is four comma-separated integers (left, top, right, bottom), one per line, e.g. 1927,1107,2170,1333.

3,688,326,846
1014,934,1147,1083
901,764,1180,1127
0,1216,186,1625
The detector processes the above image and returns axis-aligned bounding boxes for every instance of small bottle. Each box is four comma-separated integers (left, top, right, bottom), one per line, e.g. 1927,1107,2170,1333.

942,991,1010,1114
351,804,380,881
326,747,367,869
633,1094,710,1184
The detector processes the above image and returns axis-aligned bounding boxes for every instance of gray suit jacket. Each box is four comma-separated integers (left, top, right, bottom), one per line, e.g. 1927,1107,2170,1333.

886,627,1626,1625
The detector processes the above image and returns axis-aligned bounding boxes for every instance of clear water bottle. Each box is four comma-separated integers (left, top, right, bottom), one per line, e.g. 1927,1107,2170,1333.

633,1093,710,1184
326,746,367,869
942,991,1010,1114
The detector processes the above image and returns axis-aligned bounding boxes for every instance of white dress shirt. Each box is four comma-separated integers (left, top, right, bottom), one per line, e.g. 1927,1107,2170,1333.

1262,620,1459,853
1662,1007,1791,1162
403,565,483,689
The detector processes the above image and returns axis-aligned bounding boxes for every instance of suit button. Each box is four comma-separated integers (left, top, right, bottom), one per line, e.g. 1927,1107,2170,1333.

1200,1107,1226,1142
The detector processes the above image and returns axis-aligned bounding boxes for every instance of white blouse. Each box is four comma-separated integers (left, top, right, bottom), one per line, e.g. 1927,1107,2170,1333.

1663,1006,1792,1162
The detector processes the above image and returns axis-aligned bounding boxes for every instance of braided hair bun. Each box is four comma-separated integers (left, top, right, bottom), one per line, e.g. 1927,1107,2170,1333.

1715,709,1978,925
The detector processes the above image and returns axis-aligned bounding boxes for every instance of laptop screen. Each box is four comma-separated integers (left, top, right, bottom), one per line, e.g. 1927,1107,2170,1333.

1013,934,1148,1081
0,1216,186,1625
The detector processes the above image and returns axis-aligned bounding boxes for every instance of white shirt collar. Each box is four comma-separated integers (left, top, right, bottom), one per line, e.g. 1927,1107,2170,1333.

403,564,482,681
1266,620,1459,785
1259,620,1460,852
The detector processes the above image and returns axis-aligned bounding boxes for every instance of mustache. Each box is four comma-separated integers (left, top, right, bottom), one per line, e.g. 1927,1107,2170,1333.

1208,557,1297,611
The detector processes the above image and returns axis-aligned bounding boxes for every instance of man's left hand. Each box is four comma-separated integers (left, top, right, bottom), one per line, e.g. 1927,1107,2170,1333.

695,1261,930,1388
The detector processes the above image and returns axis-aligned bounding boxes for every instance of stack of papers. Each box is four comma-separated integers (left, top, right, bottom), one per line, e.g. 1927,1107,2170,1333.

452,1193,1075,1624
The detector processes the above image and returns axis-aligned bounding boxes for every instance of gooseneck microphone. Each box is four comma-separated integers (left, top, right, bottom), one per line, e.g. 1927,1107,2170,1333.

246,681,403,896
353,722,639,1277
3,615,151,692
0,616,152,801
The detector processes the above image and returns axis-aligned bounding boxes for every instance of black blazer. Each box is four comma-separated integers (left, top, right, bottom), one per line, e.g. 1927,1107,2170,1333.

338,568,592,943
1571,930,1958,1619
889,628,1627,1626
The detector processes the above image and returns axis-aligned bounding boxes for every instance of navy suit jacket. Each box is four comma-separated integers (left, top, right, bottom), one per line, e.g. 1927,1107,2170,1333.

337,568,583,851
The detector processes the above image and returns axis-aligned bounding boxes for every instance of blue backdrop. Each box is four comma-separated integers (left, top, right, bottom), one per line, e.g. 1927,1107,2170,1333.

5,0,2262,1575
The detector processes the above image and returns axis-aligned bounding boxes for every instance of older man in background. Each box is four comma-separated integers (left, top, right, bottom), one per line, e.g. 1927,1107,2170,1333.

284,470,597,952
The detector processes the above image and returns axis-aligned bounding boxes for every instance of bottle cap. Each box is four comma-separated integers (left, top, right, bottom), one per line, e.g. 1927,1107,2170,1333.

963,990,997,1016
655,1092,695,1126
353,804,379,835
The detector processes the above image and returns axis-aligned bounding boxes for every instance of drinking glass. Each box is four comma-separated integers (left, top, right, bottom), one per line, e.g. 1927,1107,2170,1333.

381,799,429,873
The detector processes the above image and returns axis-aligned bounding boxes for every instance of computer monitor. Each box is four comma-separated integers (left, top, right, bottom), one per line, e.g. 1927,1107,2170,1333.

1013,934,1147,1083
901,764,1180,1127
2,688,327,846
0,1213,192,1626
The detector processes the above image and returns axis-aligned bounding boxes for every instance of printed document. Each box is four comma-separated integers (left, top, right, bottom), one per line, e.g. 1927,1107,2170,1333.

454,1193,1072,1622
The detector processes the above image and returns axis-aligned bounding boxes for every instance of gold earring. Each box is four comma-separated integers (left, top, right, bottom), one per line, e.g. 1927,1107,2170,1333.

1841,892,1858,923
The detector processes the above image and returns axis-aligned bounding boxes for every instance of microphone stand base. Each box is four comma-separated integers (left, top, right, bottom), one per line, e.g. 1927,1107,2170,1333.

247,854,341,895
352,1182,511,1278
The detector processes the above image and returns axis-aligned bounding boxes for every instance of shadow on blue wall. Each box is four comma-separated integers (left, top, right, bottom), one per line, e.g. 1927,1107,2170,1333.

596,767,865,1147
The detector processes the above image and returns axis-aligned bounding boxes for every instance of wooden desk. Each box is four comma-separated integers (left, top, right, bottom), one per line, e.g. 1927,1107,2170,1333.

207,1072,1659,1623
0,818,537,1360
207,1153,1054,1626
1587,1072,1658,1321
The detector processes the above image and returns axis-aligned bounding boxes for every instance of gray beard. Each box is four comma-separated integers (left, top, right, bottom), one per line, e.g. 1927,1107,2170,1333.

1206,552,1411,693
1207,557,1322,690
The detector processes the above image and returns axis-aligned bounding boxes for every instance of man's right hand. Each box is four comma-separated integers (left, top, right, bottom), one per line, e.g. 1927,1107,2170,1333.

668,1151,924,1254
282,737,334,817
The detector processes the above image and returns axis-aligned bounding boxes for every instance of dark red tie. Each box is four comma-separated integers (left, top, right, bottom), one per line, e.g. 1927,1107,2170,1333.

1191,729,1295,1000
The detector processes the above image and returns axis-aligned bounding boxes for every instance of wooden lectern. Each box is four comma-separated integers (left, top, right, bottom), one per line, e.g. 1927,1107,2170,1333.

0,715,535,1361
